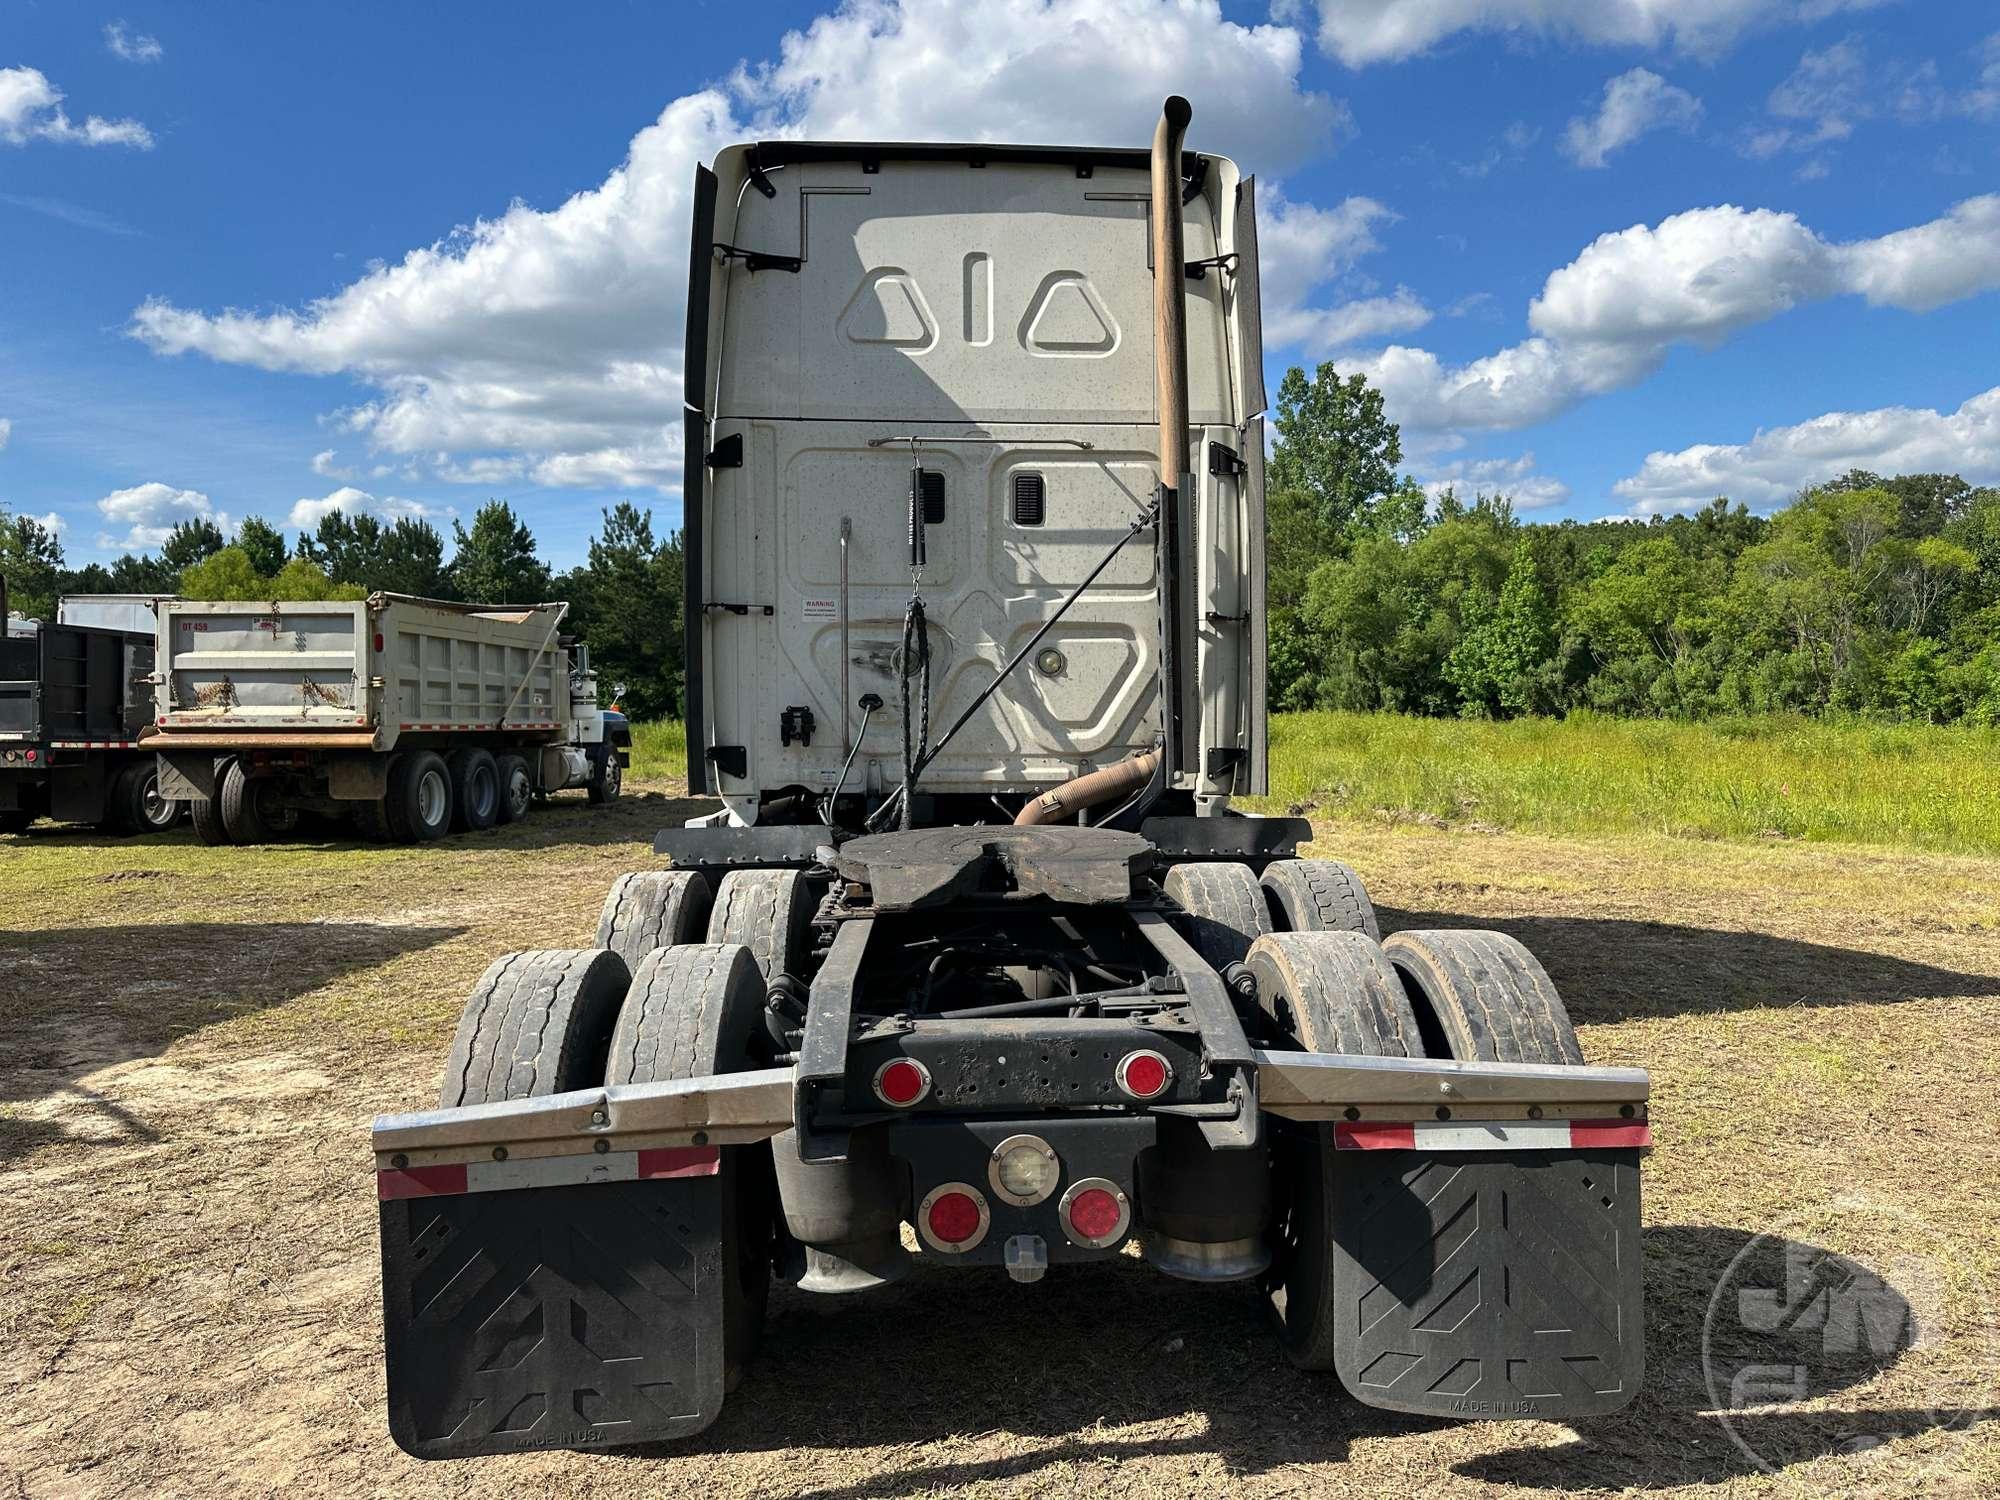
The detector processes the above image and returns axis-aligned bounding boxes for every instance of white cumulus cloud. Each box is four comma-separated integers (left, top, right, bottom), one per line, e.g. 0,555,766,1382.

287,487,450,530
96,482,228,550
0,65,153,148
104,23,163,63
1344,195,2000,438
1256,189,1432,353
1419,451,1571,509
310,448,355,480
1562,68,1701,168
127,0,1346,493
1298,0,1889,68
1613,386,2000,512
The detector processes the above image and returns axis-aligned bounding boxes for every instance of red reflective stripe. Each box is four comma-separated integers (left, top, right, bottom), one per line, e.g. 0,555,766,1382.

1569,1119,1653,1149
637,1146,721,1179
1334,1122,1416,1151
377,1163,468,1200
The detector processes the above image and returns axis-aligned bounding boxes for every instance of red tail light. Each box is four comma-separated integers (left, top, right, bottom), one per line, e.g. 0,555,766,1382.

873,1057,931,1107
918,1183,990,1252
1115,1049,1172,1100
1059,1177,1131,1248
372,633,384,652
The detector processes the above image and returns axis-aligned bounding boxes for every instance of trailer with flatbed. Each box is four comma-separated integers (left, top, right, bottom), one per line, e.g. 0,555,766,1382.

150,593,630,844
370,98,1651,1460
0,588,180,835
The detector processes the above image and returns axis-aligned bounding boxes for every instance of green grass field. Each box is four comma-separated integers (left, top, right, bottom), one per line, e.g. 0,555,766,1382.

635,711,2000,855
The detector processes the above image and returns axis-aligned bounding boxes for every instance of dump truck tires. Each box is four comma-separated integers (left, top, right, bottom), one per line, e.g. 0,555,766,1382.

1383,930,1584,1065
1260,859,1380,941
447,748,500,833
610,943,774,1394
189,771,230,846
390,750,453,842
439,948,631,1107
107,761,177,834
219,759,296,844
587,748,622,805
1163,862,1272,970
598,870,715,970
1248,930,1424,1371
709,869,813,983
494,753,532,824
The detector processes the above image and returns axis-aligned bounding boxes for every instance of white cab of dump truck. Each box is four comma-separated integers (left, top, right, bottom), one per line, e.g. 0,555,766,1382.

684,141,1267,825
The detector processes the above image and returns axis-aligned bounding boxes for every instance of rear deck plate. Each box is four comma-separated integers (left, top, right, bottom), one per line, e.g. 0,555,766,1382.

381,1178,726,1459
1331,1148,1644,1420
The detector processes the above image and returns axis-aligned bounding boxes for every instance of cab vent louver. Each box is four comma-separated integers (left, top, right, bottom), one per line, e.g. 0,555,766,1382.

1012,472,1045,526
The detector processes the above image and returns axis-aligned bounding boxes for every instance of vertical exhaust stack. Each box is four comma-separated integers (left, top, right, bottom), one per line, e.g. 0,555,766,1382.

1151,96,1193,482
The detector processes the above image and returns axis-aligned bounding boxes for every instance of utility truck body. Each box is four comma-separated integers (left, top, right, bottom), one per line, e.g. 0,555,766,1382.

372,101,1650,1461
151,593,629,843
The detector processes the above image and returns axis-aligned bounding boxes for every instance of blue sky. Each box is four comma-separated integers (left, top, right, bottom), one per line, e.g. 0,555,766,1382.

2,0,1996,569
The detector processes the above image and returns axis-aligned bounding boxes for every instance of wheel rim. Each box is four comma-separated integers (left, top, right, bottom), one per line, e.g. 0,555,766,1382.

606,758,622,794
470,765,496,820
506,769,531,817
140,775,175,828
418,768,448,827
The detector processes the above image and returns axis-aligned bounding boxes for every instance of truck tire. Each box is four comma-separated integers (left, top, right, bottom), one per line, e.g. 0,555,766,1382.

494,753,532,824
446,747,500,833
1162,862,1272,971
1246,930,1424,1371
597,869,715,970
220,760,296,844
438,948,631,1108
1382,930,1584,1065
351,798,392,841
587,747,622,806
389,750,452,842
1260,859,1380,941
190,791,229,846
609,943,773,1390
103,761,175,834
708,869,813,984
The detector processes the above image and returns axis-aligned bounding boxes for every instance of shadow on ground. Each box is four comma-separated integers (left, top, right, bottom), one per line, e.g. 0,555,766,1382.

0,919,460,1157
602,1224,1972,1495
1375,907,2000,1020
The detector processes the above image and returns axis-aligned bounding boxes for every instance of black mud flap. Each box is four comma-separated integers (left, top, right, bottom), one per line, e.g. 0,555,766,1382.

1331,1149,1644,1420
381,1176,727,1459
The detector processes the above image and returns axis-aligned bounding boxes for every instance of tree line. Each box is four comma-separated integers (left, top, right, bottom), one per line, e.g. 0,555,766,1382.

8,363,1997,728
1265,363,2000,725
0,499,687,721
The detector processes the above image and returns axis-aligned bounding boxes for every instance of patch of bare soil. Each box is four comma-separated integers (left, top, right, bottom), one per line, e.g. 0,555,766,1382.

2,790,1997,1498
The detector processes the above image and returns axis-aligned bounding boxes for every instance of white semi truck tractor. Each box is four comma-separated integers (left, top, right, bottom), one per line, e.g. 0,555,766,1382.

370,99,1651,1458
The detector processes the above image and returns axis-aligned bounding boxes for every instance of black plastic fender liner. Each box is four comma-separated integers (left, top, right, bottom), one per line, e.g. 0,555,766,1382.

1330,1148,1645,1421
381,1176,729,1460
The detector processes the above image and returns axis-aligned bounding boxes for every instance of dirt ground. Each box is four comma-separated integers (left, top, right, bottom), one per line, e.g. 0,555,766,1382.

3,782,1997,1499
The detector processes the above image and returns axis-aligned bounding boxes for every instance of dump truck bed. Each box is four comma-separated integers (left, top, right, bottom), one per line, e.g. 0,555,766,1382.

155,595,570,749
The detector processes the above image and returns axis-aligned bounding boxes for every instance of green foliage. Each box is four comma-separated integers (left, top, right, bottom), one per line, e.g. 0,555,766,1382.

1267,363,1402,536
158,518,226,574
557,502,685,721
0,507,66,620
449,501,550,604
235,517,290,577
176,546,362,602
299,509,450,597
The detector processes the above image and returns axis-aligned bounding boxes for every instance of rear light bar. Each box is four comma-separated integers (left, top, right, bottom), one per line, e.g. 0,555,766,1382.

917,1182,991,1253
1058,1176,1131,1248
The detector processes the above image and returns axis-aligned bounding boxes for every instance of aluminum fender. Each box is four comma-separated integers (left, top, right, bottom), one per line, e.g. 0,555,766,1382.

371,1066,794,1170
1252,1048,1648,1120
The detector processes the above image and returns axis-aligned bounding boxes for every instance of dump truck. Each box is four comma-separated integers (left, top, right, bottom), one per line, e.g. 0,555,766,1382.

0,586,181,835
371,99,1650,1459
150,593,631,844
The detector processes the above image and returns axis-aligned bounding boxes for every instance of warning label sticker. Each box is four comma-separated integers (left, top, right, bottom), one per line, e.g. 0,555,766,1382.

801,598,838,621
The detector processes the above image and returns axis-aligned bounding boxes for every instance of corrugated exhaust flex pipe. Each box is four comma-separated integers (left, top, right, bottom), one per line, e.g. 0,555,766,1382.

1015,747,1162,826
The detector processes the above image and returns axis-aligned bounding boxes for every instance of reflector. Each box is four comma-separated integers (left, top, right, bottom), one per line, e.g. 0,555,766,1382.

927,1191,982,1244
1116,1049,1171,1099
1067,1187,1121,1241
874,1057,930,1107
